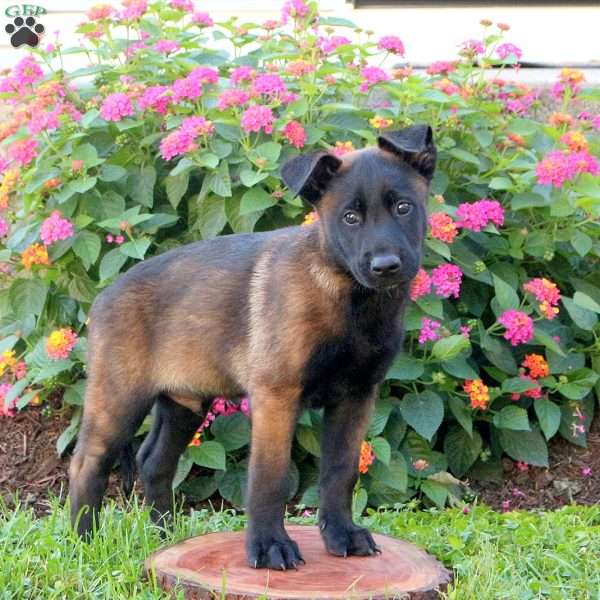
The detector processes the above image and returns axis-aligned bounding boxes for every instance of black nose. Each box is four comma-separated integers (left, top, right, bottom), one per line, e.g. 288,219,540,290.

370,255,401,276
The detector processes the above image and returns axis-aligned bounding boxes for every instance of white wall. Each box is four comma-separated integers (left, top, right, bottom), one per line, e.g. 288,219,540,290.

0,1,599,79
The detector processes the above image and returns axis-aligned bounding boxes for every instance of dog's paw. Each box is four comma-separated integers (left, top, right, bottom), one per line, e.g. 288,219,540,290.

246,531,304,570
320,519,381,557
5,16,45,48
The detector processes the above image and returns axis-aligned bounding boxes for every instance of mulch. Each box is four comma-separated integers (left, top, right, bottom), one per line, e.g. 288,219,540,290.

1,404,599,517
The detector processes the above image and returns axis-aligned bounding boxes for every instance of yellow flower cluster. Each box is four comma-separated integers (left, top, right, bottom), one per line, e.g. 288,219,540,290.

21,243,50,269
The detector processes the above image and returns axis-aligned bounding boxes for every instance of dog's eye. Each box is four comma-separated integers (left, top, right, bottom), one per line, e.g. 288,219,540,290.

395,201,412,216
343,211,361,226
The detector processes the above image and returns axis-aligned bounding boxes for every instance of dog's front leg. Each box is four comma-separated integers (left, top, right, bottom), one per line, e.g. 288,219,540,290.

318,390,381,557
245,384,304,570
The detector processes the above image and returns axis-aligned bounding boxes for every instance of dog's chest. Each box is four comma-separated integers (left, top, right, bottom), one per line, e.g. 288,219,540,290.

300,292,405,406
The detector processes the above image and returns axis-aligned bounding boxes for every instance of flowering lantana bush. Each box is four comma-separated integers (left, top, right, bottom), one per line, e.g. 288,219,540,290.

1,0,599,510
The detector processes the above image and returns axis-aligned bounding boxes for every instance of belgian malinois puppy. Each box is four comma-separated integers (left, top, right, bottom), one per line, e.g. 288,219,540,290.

69,123,436,570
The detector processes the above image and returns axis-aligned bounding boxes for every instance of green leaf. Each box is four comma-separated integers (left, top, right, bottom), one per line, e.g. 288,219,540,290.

188,440,226,471
130,165,157,208
425,238,451,260
208,161,232,197
10,279,48,319
352,487,368,519
386,354,424,381
255,142,281,163
533,328,566,357
197,195,227,239
371,437,391,465
399,391,444,441
492,274,519,311
498,428,549,467
0,335,18,354
72,231,101,270
296,426,321,456
534,398,561,440
300,484,319,507
448,148,481,169
180,475,219,501
99,164,127,182
501,377,539,394
562,297,597,330
172,453,194,489
211,413,250,451
64,380,86,406
493,406,530,431
489,176,512,190
448,396,473,436
165,172,190,209
367,398,393,437
442,357,479,380
239,169,269,188
239,187,277,215
73,143,103,168
99,248,128,281
444,427,482,477
415,296,444,319
511,192,547,211
432,335,471,361
421,480,448,508
368,455,408,492
574,291,600,313
559,369,599,400
219,465,247,508
119,238,151,260
56,411,81,456
571,231,593,257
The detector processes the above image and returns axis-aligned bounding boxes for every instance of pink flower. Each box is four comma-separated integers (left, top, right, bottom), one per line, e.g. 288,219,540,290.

496,43,522,61
13,56,44,87
431,264,463,299
456,199,504,231
87,4,113,20
154,39,180,54
138,85,172,114
171,77,202,103
409,268,431,301
461,39,485,55
9,138,38,167
317,36,351,54
282,120,307,148
281,0,310,23
426,61,456,75
377,35,405,56
501,499,511,512
160,130,197,161
40,211,74,245
498,310,534,346
515,461,529,472
460,325,472,338
418,318,442,344
72,159,85,171
582,466,592,477
121,0,147,20
536,150,599,187
28,106,61,135
217,89,249,111
115,235,125,245
230,66,255,85
191,11,213,27
523,278,561,320
0,383,16,417
240,397,250,416
429,212,458,243
0,218,8,237
252,73,287,98
46,328,78,360
189,67,219,85
241,105,274,134
100,93,134,122
285,60,315,77
359,66,390,92
180,116,215,137
170,0,194,11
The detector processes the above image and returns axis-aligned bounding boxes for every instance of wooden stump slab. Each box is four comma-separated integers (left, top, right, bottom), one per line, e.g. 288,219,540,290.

146,525,452,599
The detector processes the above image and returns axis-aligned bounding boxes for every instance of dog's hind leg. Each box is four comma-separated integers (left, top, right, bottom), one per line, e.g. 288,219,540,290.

69,378,154,537
137,394,203,526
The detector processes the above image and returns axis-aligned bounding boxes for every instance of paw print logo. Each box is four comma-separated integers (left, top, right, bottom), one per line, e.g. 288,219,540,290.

5,16,45,48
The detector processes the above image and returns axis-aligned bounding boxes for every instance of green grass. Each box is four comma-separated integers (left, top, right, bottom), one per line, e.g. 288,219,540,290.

1,497,599,599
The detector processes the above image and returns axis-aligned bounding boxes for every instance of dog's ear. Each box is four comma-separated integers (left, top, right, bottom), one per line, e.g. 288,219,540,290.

377,124,437,182
281,151,342,205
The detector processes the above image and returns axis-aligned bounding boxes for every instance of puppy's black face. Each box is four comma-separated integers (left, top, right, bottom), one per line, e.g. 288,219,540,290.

321,150,428,290
281,124,436,291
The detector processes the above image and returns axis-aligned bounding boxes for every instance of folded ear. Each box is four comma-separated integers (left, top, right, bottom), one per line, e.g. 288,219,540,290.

281,151,343,205
377,124,437,182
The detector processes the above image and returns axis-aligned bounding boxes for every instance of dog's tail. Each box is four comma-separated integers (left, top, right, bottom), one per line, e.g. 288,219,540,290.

119,443,137,496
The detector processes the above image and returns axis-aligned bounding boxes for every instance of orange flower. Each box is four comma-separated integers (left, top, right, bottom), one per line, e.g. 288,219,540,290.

43,178,62,191
21,243,50,269
464,379,490,410
332,141,355,157
0,168,20,208
0,350,17,376
507,133,525,146
188,429,202,447
358,441,375,474
521,354,549,379
560,131,588,152
46,328,78,360
302,210,319,226
369,116,393,129
548,112,574,128
560,68,585,85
